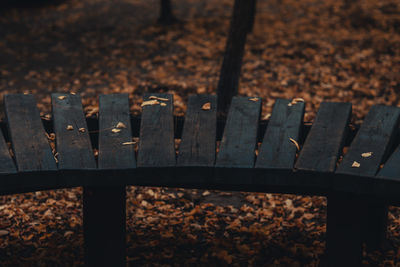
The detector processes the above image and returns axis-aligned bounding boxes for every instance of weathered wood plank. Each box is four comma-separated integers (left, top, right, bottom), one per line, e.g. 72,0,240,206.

98,94,136,169
256,99,304,169
337,105,400,176
378,144,400,179
335,105,400,252
137,93,175,167
4,94,57,172
177,95,217,167
295,102,351,172
52,93,96,170
0,132,16,174
216,96,261,168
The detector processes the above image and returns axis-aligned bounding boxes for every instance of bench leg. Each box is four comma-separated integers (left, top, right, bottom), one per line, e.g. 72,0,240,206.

361,197,387,251
83,186,126,267
326,193,363,267
158,0,177,25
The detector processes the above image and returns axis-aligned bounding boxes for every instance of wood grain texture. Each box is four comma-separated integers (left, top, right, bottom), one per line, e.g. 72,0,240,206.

256,99,304,169
378,143,400,180
335,105,399,251
52,93,96,170
98,94,136,169
216,96,261,168
4,94,57,172
137,93,175,167
337,105,400,176
177,95,217,167
0,131,16,174
295,102,352,172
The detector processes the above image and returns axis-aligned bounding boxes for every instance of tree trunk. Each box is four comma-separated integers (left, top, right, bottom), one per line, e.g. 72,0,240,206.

247,0,257,33
158,0,177,25
217,0,254,114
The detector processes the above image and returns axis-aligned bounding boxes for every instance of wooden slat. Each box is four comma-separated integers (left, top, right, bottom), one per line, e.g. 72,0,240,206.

0,132,16,173
216,96,261,168
295,102,351,172
52,93,96,169
334,105,400,254
137,93,175,167
255,99,304,169
4,94,57,172
378,144,400,179
98,94,136,169
337,105,400,176
177,95,217,167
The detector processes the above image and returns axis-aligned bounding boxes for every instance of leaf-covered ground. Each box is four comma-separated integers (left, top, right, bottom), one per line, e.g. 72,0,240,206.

1,0,400,265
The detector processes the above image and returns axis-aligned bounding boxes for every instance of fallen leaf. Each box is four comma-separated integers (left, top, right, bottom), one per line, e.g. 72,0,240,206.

202,191,211,196
201,102,211,110
291,98,305,105
64,231,74,238
289,138,300,150
57,95,66,100
78,128,86,133
160,102,167,106
361,152,373,158
116,122,127,129
263,113,271,120
122,141,136,145
352,161,361,168
86,107,99,117
0,230,9,237
249,97,259,102
66,125,73,130
141,100,160,107
112,128,121,133
149,96,169,101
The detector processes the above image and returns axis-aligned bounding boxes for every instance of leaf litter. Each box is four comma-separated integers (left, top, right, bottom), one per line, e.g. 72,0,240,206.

1,0,400,266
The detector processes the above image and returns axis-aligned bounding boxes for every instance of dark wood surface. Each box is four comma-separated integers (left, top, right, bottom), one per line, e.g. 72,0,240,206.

335,105,400,252
98,94,136,169
216,96,261,168
137,93,176,167
52,93,96,170
295,102,351,172
337,105,400,176
256,99,304,169
4,94,57,172
0,130,16,174
378,141,400,179
177,95,217,167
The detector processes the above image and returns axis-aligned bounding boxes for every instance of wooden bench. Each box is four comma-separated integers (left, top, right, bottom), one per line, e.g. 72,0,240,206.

1,93,400,266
